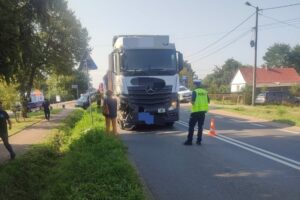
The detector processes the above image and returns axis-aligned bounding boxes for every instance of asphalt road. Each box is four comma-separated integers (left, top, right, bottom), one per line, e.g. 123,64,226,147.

120,104,300,200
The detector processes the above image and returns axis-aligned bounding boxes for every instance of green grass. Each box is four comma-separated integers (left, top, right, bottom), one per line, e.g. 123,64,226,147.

9,109,62,136
0,106,146,200
213,104,300,126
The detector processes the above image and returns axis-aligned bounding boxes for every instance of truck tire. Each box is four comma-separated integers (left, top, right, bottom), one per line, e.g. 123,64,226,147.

119,120,125,130
118,120,134,130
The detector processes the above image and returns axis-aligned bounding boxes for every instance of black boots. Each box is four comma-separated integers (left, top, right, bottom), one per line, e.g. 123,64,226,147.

183,140,201,145
183,140,192,145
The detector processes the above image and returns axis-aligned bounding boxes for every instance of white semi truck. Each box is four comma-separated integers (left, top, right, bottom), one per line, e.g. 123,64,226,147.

104,35,183,129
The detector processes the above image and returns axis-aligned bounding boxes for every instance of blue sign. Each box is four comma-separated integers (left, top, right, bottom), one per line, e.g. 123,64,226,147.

138,112,154,125
79,53,98,70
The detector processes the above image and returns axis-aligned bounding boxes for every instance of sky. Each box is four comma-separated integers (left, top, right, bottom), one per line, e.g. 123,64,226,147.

67,0,300,88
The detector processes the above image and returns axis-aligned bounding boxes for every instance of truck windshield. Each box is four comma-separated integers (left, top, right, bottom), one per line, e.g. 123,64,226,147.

122,49,177,75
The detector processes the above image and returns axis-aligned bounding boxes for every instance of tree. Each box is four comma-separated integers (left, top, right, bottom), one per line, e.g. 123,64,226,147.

288,45,300,73
0,0,21,83
46,69,89,102
0,0,90,116
263,43,291,67
203,58,243,93
0,80,18,109
179,61,195,88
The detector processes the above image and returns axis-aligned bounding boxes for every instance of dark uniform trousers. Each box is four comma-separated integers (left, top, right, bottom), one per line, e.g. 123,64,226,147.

187,111,206,142
0,132,14,156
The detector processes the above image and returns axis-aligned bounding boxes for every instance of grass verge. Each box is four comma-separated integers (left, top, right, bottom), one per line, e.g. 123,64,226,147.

0,106,146,200
9,109,62,136
212,103,300,126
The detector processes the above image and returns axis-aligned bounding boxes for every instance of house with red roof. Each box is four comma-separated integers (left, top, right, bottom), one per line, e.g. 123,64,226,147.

231,67,300,93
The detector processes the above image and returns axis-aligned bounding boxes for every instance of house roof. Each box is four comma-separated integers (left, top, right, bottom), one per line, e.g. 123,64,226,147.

239,67,300,86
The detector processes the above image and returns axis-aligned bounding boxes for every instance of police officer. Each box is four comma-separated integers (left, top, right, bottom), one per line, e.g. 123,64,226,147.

184,80,209,145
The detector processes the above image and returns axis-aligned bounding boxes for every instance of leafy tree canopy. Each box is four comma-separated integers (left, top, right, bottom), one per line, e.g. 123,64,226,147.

0,0,90,115
263,43,291,67
179,61,195,89
46,69,89,102
203,58,243,93
288,45,300,73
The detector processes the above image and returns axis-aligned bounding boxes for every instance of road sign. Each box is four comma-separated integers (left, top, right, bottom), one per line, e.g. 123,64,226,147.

79,52,98,70
56,95,61,102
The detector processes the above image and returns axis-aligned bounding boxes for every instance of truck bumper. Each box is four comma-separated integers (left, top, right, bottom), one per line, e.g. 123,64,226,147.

120,109,179,128
135,110,179,125
119,91,179,127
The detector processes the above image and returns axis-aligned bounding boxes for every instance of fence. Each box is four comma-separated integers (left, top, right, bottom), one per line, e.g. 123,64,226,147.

209,93,246,105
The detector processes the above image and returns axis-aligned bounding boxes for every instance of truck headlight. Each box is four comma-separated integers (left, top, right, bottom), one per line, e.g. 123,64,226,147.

168,101,177,111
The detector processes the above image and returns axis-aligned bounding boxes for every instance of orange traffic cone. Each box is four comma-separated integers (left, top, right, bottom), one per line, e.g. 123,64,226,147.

209,118,216,136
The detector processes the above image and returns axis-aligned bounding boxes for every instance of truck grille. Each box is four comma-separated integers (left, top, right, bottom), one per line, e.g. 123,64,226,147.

126,85,172,105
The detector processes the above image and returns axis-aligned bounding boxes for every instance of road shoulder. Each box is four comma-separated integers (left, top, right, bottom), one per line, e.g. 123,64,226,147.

0,107,75,163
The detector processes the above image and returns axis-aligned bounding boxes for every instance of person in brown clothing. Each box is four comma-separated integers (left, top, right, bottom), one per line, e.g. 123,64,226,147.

102,90,118,134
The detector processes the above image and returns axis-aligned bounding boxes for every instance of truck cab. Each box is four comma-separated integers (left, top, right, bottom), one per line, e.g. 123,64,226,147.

105,35,183,129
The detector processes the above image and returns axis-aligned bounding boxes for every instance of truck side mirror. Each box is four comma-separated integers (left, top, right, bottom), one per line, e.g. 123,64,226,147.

177,52,183,71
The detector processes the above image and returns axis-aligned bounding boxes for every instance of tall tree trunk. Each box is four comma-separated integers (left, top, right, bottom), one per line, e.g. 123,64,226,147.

20,66,37,118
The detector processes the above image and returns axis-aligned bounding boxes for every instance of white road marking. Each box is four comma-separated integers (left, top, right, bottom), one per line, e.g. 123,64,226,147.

215,116,223,119
176,120,300,171
215,136,300,171
230,119,245,123
252,123,266,127
281,129,299,134
217,134,300,166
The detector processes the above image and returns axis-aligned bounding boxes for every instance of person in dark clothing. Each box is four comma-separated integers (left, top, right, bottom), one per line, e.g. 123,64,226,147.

0,101,16,160
184,80,210,145
42,99,50,120
103,90,118,134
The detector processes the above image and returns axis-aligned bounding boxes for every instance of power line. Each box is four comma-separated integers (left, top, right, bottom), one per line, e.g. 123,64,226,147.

186,12,255,58
260,14,300,30
262,2,300,11
190,29,252,64
173,31,230,40
177,17,300,42
259,17,300,28
181,16,299,60
258,17,300,31
259,21,300,31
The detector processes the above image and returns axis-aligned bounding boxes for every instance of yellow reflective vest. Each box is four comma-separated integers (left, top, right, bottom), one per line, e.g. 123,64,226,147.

191,88,209,113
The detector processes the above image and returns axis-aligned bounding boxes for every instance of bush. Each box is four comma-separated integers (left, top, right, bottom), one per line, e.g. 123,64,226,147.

0,109,84,200
242,85,252,105
0,107,145,200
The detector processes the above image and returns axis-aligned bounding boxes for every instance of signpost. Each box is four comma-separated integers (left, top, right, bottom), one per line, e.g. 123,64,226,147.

56,95,61,102
72,84,79,99
80,51,98,126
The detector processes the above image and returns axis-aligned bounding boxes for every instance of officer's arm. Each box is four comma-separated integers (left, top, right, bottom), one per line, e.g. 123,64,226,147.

191,91,196,104
207,95,210,104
